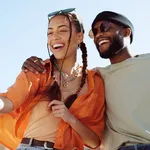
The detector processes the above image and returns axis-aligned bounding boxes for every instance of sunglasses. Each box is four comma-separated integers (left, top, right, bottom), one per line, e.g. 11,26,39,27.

89,21,112,38
48,8,76,18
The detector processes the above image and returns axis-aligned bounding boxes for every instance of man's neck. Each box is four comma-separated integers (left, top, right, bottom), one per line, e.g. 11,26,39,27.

110,47,132,64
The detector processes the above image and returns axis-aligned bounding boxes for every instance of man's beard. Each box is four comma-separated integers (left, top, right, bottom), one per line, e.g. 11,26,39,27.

96,34,124,59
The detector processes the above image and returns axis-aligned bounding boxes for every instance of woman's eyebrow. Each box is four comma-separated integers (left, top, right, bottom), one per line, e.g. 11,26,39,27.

48,25,69,30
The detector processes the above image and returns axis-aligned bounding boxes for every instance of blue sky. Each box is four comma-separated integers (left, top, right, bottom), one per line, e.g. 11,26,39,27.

0,0,150,92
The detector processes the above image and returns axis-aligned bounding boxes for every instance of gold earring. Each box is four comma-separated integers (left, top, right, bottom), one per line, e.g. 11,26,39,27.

78,43,81,48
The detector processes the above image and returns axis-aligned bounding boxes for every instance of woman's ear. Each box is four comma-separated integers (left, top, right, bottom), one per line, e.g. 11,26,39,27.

77,32,84,44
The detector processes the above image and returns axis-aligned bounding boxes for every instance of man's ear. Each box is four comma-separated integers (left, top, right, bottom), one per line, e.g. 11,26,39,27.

124,27,131,38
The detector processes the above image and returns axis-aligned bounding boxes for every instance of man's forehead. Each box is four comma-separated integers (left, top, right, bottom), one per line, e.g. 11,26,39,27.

93,20,110,28
93,20,118,29
93,20,103,28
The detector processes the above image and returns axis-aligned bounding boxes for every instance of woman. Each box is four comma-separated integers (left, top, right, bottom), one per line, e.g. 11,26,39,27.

0,8,105,150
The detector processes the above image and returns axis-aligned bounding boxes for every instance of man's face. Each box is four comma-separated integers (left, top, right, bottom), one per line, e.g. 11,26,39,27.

93,21,125,59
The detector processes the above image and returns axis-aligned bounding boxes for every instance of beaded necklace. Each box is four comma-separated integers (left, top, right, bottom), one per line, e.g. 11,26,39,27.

53,60,80,88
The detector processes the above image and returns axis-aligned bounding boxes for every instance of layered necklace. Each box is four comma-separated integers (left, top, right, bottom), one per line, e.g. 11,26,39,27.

53,60,80,88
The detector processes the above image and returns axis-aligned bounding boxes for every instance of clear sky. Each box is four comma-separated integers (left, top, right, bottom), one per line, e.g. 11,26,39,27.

0,0,150,92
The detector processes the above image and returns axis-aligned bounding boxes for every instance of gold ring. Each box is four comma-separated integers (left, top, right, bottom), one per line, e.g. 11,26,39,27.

34,59,38,63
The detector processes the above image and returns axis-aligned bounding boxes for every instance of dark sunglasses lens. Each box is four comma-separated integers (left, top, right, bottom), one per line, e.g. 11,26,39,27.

100,21,110,32
92,28,98,36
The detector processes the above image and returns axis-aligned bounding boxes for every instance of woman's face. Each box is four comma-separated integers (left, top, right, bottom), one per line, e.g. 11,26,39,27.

47,15,83,60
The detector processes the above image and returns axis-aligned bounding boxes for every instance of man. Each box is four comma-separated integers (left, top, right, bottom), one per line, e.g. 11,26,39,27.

22,11,150,150
89,11,150,150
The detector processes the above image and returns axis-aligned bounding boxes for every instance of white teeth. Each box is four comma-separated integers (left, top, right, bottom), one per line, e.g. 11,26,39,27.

99,40,109,46
53,43,64,48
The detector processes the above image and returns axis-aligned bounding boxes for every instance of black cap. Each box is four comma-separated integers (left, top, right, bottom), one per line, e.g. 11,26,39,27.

92,11,134,43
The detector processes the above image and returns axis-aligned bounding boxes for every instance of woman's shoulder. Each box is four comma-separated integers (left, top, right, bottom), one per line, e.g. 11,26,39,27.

86,69,104,89
87,69,103,80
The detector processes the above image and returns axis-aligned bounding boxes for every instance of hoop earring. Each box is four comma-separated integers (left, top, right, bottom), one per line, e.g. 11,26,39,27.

78,43,81,49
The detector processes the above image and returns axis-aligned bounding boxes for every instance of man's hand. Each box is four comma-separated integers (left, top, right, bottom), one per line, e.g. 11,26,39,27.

22,56,46,74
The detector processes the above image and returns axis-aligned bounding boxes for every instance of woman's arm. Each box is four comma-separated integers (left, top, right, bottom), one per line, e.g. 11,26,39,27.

49,100,101,149
68,112,100,148
0,97,13,113
70,73,105,149
0,71,40,113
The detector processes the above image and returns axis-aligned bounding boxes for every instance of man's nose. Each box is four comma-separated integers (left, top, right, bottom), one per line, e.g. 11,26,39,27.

95,30,104,38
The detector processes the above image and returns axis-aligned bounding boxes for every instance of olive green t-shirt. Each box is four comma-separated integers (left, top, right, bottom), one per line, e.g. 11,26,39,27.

95,53,150,150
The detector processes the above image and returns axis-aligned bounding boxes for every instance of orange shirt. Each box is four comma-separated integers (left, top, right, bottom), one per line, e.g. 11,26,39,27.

0,62,105,150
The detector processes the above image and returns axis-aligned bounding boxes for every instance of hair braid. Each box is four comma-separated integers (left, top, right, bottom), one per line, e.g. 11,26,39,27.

77,42,88,93
65,42,88,108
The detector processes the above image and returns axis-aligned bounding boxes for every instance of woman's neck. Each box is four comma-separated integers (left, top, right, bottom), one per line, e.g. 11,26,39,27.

54,57,77,75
